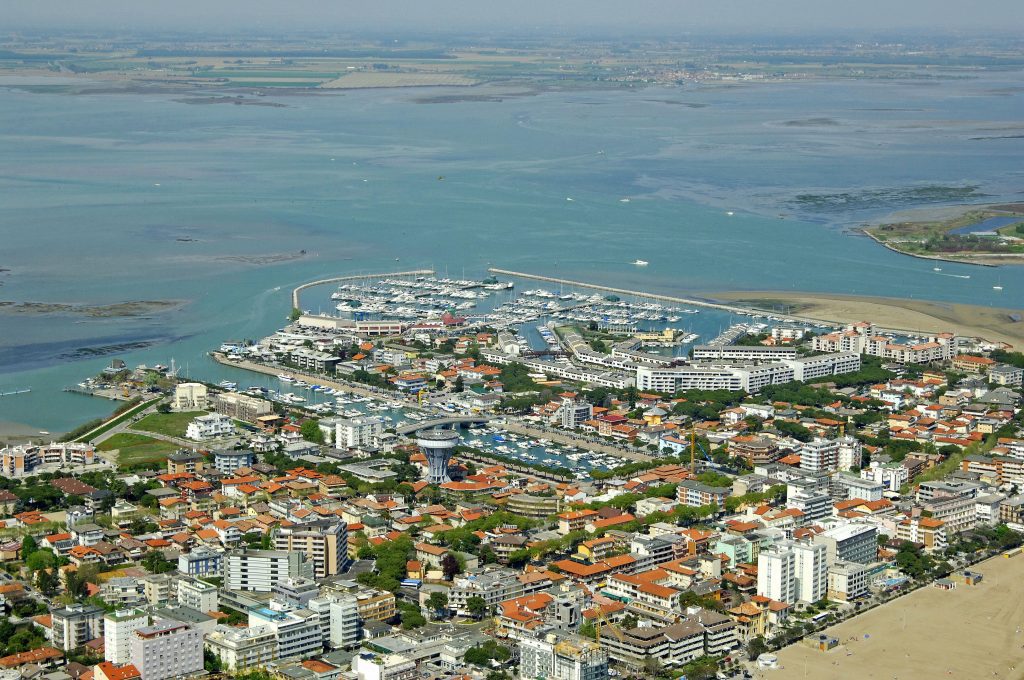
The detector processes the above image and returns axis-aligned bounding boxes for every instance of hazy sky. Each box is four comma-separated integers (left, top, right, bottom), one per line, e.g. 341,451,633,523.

7,0,1024,35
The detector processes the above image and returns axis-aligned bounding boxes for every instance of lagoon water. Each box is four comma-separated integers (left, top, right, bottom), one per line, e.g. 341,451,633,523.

2,71,1023,431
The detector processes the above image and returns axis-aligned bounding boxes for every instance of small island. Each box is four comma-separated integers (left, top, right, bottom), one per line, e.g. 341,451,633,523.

864,203,1024,265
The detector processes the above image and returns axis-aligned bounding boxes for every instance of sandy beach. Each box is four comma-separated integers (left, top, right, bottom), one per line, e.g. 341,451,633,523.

711,291,1024,348
0,419,49,445
768,552,1024,680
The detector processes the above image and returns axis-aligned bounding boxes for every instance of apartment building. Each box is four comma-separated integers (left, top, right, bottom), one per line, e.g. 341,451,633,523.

814,524,877,565
676,480,729,510
172,383,208,411
598,612,739,669
52,604,105,651
799,438,840,473
130,620,204,680
450,568,525,616
224,549,312,592
757,541,827,604
318,416,385,449
1,442,96,476
211,392,273,421
104,609,148,665
827,561,869,601
178,545,223,577
728,436,780,466
185,413,235,441
213,449,256,475
519,634,608,680
204,624,278,673
248,607,322,661
691,345,798,361
896,516,948,552
274,521,349,579
177,577,219,614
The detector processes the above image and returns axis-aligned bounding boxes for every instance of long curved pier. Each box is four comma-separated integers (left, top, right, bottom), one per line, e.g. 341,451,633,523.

487,267,772,317
292,270,435,309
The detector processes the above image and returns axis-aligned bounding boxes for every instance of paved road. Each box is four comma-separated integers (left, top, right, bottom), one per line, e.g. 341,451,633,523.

122,428,201,449
89,402,162,446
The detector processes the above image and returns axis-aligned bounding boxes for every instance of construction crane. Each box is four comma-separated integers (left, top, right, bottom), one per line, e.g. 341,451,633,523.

593,607,624,648
689,426,714,474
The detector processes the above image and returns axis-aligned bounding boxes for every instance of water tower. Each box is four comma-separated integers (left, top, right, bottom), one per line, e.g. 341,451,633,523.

416,428,460,484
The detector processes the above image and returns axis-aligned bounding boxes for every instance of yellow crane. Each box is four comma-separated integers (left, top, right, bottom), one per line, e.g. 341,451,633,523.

593,607,625,648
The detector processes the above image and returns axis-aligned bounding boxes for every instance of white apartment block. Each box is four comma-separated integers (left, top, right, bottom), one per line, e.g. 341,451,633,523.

786,352,861,382
814,524,877,565
319,416,384,448
860,461,908,492
225,549,312,592
130,620,204,680
1,442,96,476
186,413,235,441
172,382,208,411
757,548,795,604
519,634,608,680
177,577,219,614
104,609,148,665
836,436,863,471
832,474,884,502
635,352,858,395
787,486,832,522
792,541,828,604
248,607,323,661
353,652,417,680
204,624,278,672
827,561,869,601
757,541,827,604
561,401,593,429
800,438,840,472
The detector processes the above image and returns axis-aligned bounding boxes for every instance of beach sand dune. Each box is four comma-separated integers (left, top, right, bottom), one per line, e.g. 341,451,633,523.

711,291,1024,349
770,554,1024,680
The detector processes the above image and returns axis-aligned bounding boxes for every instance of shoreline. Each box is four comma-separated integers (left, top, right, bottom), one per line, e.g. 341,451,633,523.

709,290,1024,348
863,202,1024,266
772,551,1024,679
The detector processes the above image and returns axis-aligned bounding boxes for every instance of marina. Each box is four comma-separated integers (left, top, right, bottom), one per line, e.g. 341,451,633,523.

210,353,627,476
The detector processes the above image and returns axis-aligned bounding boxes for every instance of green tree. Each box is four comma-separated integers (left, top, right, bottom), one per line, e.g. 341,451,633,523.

204,649,223,673
427,591,449,618
289,307,302,322
36,568,60,597
142,550,175,574
467,595,489,620
300,419,324,444
25,550,56,572
20,535,38,557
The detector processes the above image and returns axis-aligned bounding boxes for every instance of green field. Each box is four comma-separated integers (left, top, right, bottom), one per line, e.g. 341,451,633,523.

97,433,178,469
133,411,206,438
865,207,1024,260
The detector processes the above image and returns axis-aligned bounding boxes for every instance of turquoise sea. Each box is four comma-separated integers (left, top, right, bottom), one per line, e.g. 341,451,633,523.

1,71,1023,432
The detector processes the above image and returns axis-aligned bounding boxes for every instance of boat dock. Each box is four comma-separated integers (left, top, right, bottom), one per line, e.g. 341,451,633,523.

487,268,773,316
706,323,751,347
292,270,435,310
0,388,31,397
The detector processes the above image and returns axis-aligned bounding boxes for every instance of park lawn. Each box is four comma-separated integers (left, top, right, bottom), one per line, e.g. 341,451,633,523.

133,411,206,438
97,433,178,469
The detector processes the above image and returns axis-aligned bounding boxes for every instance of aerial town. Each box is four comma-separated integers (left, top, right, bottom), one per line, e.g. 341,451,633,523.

1,271,1023,680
